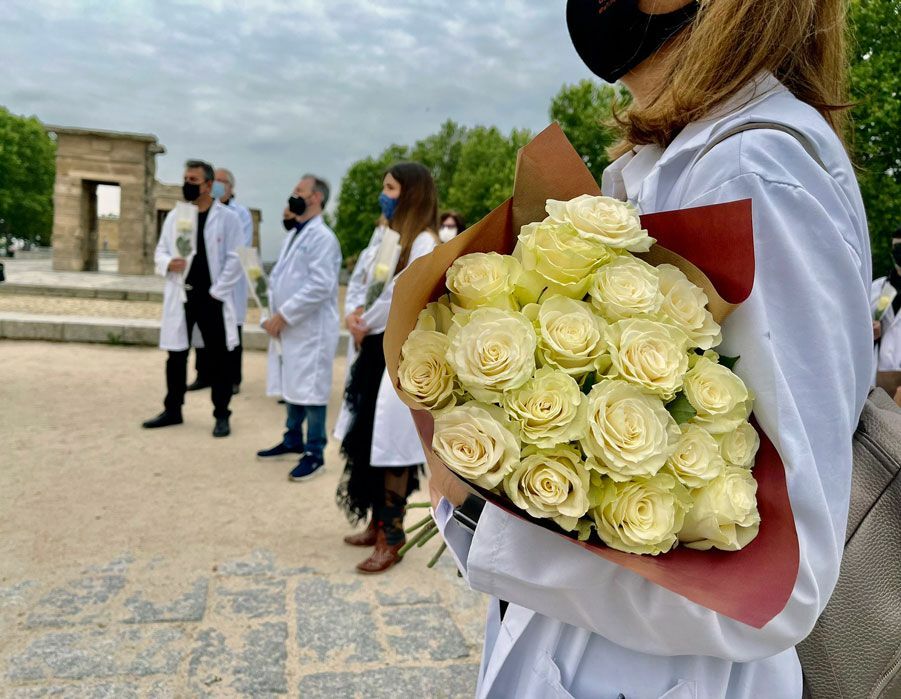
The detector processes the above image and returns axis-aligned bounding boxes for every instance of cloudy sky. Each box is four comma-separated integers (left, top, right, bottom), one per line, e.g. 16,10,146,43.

2,0,597,261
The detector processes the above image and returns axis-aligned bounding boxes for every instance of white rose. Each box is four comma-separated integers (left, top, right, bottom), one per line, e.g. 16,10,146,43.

678,466,761,551
398,330,456,412
514,219,617,302
523,295,610,380
606,318,690,400
446,308,537,403
503,367,588,448
545,195,654,252
503,444,591,531
588,255,664,321
665,423,726,488
432,402,520,490
684,357,752,434
591,472,692,555
445,252,521,312
415,298,454,334
656,264,722,350
581,379,681,481
717,421,761,468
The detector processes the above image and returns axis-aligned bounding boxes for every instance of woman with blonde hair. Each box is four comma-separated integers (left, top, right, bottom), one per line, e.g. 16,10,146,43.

338,162,439,573
433,0,872,696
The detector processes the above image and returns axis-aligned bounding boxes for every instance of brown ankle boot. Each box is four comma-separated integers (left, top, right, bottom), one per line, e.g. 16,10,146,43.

355,529,405,574
343,520,378,547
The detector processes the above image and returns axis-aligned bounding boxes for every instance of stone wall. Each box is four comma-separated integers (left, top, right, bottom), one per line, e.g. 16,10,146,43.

47,127,164,275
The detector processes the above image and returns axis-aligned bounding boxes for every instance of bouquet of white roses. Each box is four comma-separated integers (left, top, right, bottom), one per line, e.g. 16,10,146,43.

396,193,762,556
384,125,799,628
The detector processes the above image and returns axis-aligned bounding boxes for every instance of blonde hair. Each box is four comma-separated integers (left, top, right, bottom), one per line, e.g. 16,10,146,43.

612,0,850,157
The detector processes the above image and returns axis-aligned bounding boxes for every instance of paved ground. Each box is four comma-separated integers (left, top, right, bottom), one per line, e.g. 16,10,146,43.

1,342,486,698
3,257,163,293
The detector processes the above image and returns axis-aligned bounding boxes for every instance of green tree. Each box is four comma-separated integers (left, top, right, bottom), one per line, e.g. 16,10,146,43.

0,107,55,246
445,126,533,225
409,120,469,207
849,0,901,276
549,80,625,185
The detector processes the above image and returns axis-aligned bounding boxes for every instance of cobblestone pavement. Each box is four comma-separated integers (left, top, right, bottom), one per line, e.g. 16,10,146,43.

1,342,486,697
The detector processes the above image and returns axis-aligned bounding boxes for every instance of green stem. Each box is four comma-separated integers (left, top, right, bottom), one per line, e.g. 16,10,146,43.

427,542,447,569
404,514,434,534
406,501,431,509
397,520,436,557
416,526,439,547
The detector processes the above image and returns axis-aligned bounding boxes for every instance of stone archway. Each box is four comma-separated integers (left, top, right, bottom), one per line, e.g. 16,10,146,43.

46,126,165,275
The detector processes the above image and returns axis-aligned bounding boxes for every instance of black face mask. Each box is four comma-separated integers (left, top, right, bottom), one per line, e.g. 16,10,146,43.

288,195,307,217
182,181,202,202
567,0,699,83
283,218,297,231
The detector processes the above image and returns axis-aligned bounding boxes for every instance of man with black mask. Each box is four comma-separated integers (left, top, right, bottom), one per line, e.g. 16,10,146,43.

143,159,244,437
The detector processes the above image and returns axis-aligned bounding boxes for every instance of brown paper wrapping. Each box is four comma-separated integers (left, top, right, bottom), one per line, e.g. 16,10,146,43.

384,124,798,629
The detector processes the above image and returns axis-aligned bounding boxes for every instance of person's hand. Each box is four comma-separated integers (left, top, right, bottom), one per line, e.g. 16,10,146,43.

874,320,882,341
347,314,368,346
894,386,901,408
168,258,187,273
263,313,288,338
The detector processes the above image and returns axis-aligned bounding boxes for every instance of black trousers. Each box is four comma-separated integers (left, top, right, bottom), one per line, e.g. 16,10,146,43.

195,325,242,387
165,295,232,419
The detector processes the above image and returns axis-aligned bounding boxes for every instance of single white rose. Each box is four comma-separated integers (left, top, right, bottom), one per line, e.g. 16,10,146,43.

446,308,537,403
415,298,454,334
545,195,654,252
678,466,761,551
514,219,617,302
503,367,588,448
503,444,591,531
523,295,610,380
432,402,520,490
606,318,690,400
445,252,521,312
398,330,456,412
665,423,726,488
588,255,664,321
656,264,722,350
717,421,761,468
581,379,681,481
684,357,752,434
591,472,692,555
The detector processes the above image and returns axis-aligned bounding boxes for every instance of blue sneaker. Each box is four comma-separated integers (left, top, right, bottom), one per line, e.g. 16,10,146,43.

288,454,325,482
256,442,304,461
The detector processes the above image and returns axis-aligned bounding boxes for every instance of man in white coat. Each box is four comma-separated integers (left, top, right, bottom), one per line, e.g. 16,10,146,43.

257,174,342,481
871,228,901,404
188,167,255,395
142,160,243,438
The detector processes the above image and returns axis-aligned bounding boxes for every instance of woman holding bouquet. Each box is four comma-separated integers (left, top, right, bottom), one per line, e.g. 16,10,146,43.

338,162,439,573
433,0,873,697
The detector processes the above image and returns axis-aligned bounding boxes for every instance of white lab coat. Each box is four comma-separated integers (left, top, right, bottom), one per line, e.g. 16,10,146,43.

871,277,901,372
154,201,243,352
265,215,341,406
227,199,255,325
363,231,438,466
437,72,873,699
334,225,387,441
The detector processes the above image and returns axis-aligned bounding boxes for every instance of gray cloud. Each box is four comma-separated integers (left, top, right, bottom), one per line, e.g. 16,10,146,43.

2,0,597,260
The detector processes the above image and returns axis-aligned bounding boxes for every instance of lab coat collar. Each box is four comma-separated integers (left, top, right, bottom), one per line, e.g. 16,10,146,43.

602,72,787,203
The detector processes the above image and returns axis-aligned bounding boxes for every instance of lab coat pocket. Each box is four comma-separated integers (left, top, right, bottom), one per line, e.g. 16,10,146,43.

657,679,697,699
531,654,574,699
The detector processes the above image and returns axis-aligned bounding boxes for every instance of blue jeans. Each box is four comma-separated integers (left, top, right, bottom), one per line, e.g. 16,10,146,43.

284,404,327,461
